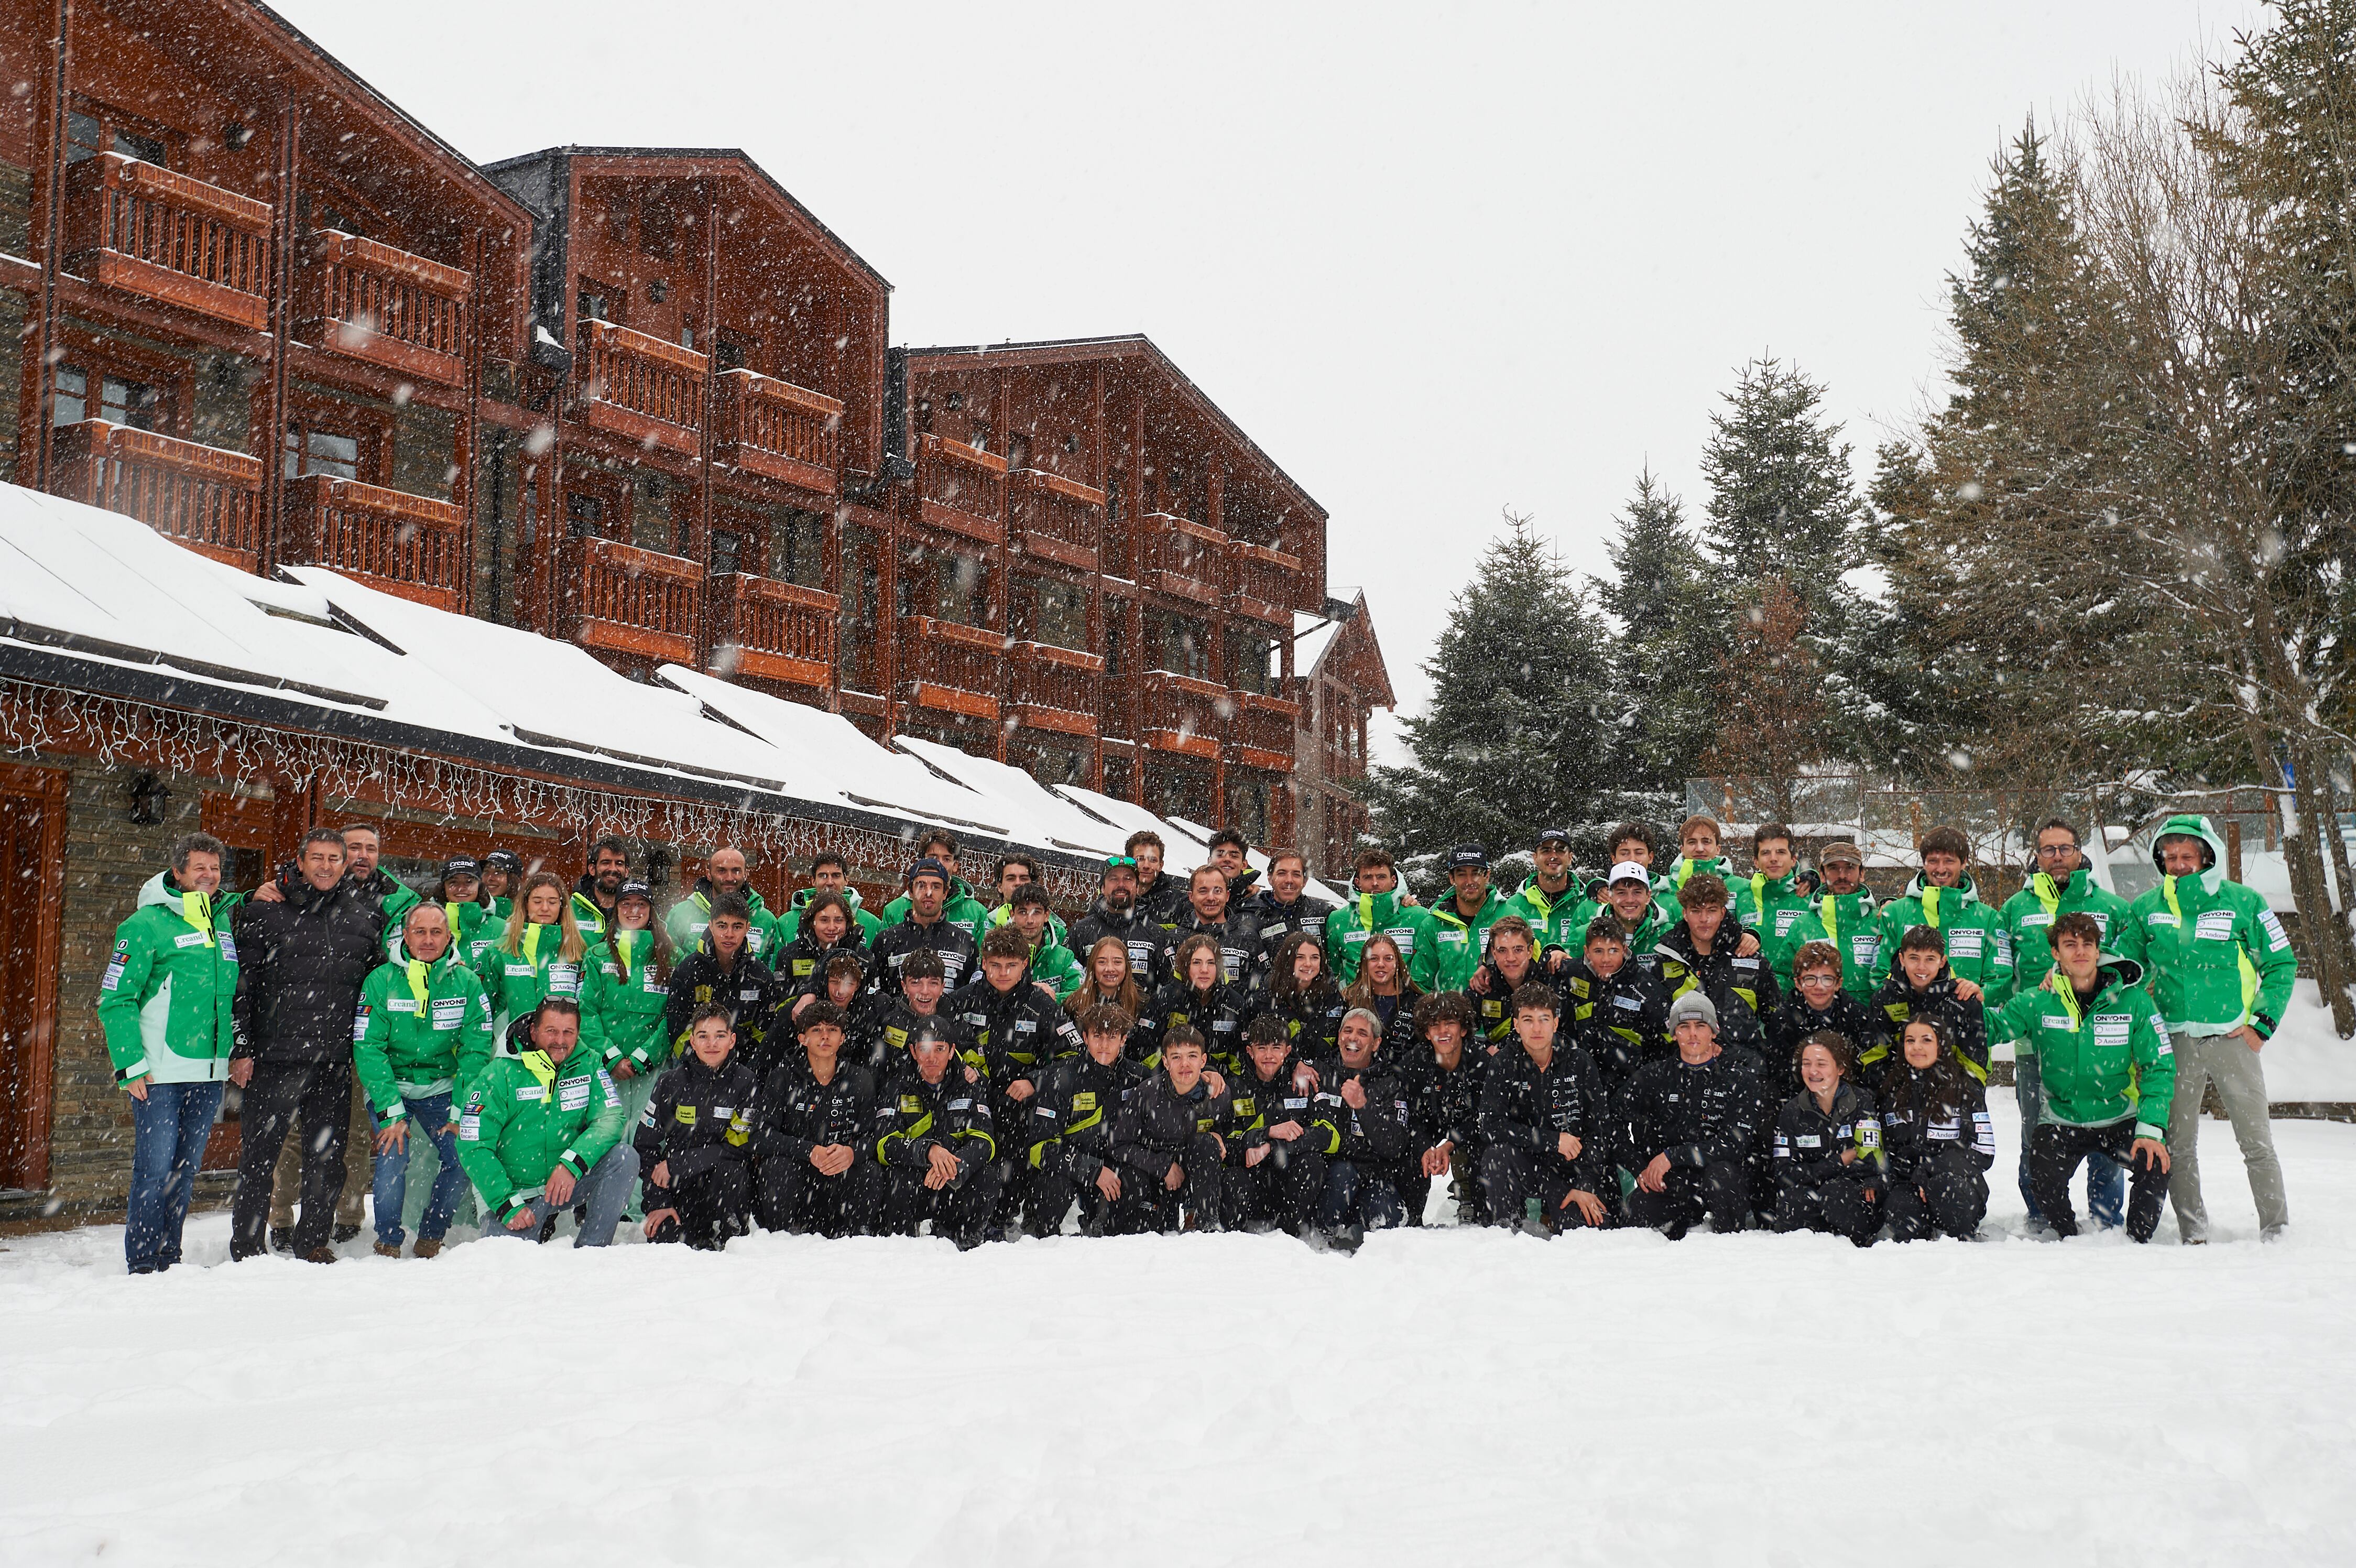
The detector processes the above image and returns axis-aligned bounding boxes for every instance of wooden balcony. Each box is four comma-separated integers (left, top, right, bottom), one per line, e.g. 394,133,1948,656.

577,537,701,665
578,319,705,456
1007,468,1103,572
64,154,270,331
916,434,1006,545
282,474,466,612
714,369,841,495
900,615,1002,721
1230,540,1305,625
300,230,470,388
49,420,263,571
712,573,837,692
1141,516,1226,604
1137,669,1227,760
1229,691,1301,773
1007,642,1104,737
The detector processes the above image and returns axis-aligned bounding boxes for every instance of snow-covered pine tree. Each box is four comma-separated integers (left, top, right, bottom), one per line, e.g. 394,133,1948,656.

1596,468,1721,803
1364,509,1624,865
1698,356,1866,623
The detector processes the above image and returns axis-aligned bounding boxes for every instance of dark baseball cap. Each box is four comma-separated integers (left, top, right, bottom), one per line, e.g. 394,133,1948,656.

483,850,522,873
1448,845,1489,870
1534,827,1573,847
906,856,950,886
442,855,481,879
617,879,653,902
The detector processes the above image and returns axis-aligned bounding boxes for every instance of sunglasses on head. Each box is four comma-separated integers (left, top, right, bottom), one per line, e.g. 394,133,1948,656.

1104,855,1138,869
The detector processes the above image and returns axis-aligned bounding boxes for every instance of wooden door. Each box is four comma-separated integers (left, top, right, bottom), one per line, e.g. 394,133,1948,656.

0,768,66,1191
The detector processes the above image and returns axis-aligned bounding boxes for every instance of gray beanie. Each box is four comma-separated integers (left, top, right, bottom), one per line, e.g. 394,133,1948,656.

1666,990,1719,1032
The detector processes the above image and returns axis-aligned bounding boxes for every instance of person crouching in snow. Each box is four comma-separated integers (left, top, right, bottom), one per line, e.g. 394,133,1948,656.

1622,991,1763,1238
457,997,639,1246
1771,1032,1882,1246
755,1001,882,1238
1305,1008,1413,1249
1107,1026,1231,1234
636,1005,757,1250
1875,1015,1995,1242
874,1018,1000,1249
1475,982,1611,1237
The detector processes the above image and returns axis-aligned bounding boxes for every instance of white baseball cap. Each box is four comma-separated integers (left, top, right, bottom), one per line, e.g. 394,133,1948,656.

1608,860,1651,887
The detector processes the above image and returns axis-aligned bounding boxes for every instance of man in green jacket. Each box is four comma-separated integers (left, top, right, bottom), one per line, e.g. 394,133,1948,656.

1806,841,1883,1001
983,853,1072,949
1004,884,1083,1000
880,830,990,941
457,997,639,1246
666,845,785,959
1997,818,2134,1230
354,902,494,1258
1870,826,2013,1025
1665,814,1759,930
776,851,886,944
1417,845,1508,992
1324,846,1436,984
1989,912,2176,1242
2131,814,2298,1243
1741,822,1821,988
1502,827,1592,955
98,832,242,1274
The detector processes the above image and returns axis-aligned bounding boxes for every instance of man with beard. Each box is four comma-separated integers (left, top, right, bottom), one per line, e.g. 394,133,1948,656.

1169,864,1263,988
1069,854,1176,990
572,837,631,942
666,845,783,959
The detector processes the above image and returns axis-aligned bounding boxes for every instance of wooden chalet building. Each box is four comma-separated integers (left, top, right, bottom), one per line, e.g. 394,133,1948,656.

1291,590,1395,879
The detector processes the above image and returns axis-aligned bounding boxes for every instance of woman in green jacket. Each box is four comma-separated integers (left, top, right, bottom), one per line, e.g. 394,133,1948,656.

582,880,675,1123
476,872,590,1045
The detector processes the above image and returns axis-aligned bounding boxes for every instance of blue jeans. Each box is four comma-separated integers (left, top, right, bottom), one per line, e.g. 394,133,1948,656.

478,1144,640,1247
369,1091,463,1249
2016,1056,2123,1227
1317,1160,1406,1232
126,1080,226,1273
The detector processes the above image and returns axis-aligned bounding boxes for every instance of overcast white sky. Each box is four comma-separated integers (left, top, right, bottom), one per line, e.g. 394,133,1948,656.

276,0,2265,760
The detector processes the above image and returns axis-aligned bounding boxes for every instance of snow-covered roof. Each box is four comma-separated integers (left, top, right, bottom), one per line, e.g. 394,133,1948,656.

1292,609,1343,677
889,736,1131,858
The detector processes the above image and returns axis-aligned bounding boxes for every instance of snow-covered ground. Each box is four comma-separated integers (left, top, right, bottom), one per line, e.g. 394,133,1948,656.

5,1099,2353,1566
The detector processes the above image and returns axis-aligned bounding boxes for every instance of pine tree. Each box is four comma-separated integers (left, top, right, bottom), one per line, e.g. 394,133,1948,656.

1364,510,1625,863
1596,468,1721,800
1698,357,1865,618
1698,578,1824,822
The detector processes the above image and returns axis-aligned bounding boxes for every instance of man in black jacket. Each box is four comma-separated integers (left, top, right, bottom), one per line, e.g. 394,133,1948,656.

1859,925,1990,1083
1308,1009,1412,1249
1621,992,1764,1238
637,1005,758,1249
1021,1003,1151,1236
1250,849,1327,950
853,946,976,1071
662,896,787,1076
1403,993,1491,1226
951,926,1084,1231
875,1018,1000,1248
1222,1014,1326,1236
1557,918,1671,1095
1653,874,1780,1049
1128,831,1188,928
755,1003,881,1236
228,829,388,1262
1477,983,1612,1235
1168,864,1263,988
1067,854,1175,990
867,857,980,995
1107,1025,1231,1232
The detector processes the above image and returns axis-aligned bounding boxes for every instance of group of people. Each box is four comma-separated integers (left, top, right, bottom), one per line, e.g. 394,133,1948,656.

97,807,2297,1269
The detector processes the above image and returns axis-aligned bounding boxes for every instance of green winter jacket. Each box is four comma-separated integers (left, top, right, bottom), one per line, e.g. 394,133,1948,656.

2126,814,2299,1038
1871,872,2014,1031
1990,956,2177,1138
881,877,990,941
1667,855,1760,928
474,923,590,1032
1415,887,1509,993
1324,887,1437,984
1564,894,1681,961
1997,868,2135,1005
1741,868,1819,986
381,897,499,968
986,902,1071,950
352,945,495,1128
666,884,786,961
1803,887,1882,999
1027,936,1084,1001
581,929,674,1073
97,871,242,1086
455,1041,628,1222
776,885,884,945
1501,878,1602,955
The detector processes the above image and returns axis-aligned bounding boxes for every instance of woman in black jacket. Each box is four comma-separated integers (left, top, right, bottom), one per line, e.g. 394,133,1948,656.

1771,1030,1882,1246
1136,935,1252,1073
1256,931,1348,1059
1875,1015,1994,1241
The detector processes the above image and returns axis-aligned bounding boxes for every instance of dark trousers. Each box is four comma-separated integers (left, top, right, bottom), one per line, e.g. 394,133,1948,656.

231,1059,354,1258
1626,1157,1749,1236
1886,1147,1990,1242
882,1162,1006,1248
757,1156,882,1237
1317,1158,1406,1233
1024,1157,1139,1236
1221,1142,1327,1232
1773,1176,1880,1246
1118,1134,1227,1233
646,1160,751,1249
1478,1145,1607,1230
2029,1120,2168,1243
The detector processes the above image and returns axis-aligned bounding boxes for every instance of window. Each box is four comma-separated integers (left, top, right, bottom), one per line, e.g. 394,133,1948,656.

768,508,827,589
1028,575,1088,651
566,493,606,540
1105,611,1127,678
710,529,744,578
1147,609,1208,680
50,366,86,426
577,281,617,326
631,473,676,554
898,545,988,627
54,365,163,431
1226,628,1273,695
283,428,359,481
714,336,749,373
67,106,167,167
65,111,100,165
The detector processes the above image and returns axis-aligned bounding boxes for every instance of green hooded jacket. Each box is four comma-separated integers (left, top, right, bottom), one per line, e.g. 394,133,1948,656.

474,923,590,1034
776,884,884,945
1415,887,1508,993
581,929,674,1073
97,871,242,1086
986,902,1071,950
381,897,499,968
1027,936,1084,1001
1323,886,1437,984
882,876,990,942
2126,814,2298,1038
1871,870,2014,1031
352,945,495,1127
1666,855,1760,928
1997,867,2135,1006
1803,886,1882,1000
1502,877,1601,954
455,1041,628,1222
666,883,786,961
1990,955,2176,1138
1739,868,1819,987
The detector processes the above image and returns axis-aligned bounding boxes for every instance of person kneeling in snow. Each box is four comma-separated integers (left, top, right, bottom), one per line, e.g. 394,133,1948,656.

1306,1008,1413,1249
875,1019,1000,1249
756,1001,882,1238
1876,1015,1994,1242
1770,1031,1882,1246
1107,1026,1231,1233
457,997,639,1246
1476,983,1611,1237
636,1005,757,1250
1621,991,1762,1238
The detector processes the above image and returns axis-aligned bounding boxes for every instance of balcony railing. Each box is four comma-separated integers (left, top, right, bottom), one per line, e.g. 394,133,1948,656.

283,474,466,612
1229,691,1301,772
1137,669,1227,760
1141,516,1226,604
49,420,263,570
578,319,706,456
577,537,701,665
1007,468,1103,572
714,369,841,494
712,573,837,692
900,615,1002,721
300,230,470,388
916,434,1006,545
64,154,271,330
1230,540,1304,624
1007,642,1104,737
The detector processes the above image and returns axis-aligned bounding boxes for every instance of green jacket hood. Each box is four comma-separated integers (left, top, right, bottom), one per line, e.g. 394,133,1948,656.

1900,869,1982,905
2150,813,2228,894
1431,887,1506,929
2039,951,2147,995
